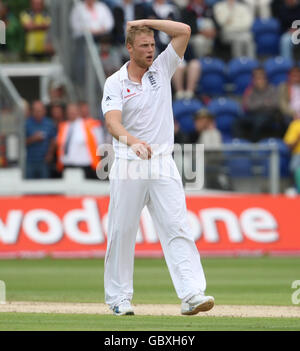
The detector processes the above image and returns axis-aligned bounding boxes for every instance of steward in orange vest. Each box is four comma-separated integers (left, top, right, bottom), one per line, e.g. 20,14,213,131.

56,105,102,174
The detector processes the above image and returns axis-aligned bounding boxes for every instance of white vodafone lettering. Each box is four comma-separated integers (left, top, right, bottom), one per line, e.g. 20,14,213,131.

63,198,104,244
200,208,243,243
0,203,280,246
0,211,23,244
240,208,279,243
23,210,63,245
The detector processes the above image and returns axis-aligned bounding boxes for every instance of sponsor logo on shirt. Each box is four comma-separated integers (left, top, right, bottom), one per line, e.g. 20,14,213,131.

105,96,112,102
148,74,159,89
124,88,137,99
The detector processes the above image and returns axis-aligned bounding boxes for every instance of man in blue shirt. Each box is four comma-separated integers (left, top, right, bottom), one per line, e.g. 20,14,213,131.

25,100,57,179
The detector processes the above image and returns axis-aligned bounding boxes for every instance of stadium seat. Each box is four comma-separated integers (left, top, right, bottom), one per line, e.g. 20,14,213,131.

197,57,226,96
207,97,243,139
264,57,294,85
255,138,291,177
252,18,280,56
172,99,203,133
227,57,259,95
223,138,253,177
205,0,221,6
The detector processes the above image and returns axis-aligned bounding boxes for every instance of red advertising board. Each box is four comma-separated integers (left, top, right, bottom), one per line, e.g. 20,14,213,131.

0,195,300,258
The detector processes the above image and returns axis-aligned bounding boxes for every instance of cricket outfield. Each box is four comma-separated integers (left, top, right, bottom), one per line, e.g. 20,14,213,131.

0,257,299,331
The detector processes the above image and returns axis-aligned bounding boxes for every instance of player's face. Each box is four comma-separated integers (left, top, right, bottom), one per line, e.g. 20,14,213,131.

128,33,155,69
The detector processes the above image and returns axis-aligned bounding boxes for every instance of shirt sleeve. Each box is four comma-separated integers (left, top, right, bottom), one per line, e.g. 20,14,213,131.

101,75,123,116
153,42,183,80
284,122,299,145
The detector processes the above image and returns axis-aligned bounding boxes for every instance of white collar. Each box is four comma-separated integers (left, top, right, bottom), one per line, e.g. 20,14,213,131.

119,61,157,82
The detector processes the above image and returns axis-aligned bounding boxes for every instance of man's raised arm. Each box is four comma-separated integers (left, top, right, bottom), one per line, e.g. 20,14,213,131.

127,19,191,59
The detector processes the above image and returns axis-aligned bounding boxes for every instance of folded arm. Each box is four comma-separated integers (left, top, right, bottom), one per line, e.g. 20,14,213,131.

105,110,152,159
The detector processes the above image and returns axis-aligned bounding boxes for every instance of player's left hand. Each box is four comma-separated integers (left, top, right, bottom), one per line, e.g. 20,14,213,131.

131,141,152,160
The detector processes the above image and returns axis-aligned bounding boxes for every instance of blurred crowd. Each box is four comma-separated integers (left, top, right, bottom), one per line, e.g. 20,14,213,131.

2,0,300,62
1,0,300,191
0,0,53,61
25,100,107,180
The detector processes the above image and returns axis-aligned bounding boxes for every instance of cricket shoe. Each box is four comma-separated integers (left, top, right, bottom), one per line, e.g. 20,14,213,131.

181,294,214,315
113,299,134,316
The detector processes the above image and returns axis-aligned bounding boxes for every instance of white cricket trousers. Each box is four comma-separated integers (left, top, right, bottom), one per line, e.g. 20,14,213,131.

104,155,207,308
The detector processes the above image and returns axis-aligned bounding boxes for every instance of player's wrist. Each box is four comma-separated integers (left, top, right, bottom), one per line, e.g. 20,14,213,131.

121,135,141,147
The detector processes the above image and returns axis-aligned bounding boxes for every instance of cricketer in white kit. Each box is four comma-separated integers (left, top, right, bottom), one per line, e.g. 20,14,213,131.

101,19,214,316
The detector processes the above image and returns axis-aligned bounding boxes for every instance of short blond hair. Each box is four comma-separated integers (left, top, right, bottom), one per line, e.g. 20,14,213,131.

125,26,154,46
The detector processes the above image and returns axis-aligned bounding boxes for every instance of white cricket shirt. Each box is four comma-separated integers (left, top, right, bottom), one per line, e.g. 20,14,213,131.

101,43,183,160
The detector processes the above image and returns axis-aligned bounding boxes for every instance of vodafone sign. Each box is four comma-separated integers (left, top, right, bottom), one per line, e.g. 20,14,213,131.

0,195,299,257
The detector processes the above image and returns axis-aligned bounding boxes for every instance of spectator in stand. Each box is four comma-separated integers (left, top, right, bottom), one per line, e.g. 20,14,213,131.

151,0,180,51
20,0,53,60
235,68,282,142
78,100,107,143
174,119,190,144
48,79,70,106
284,119,300,192
181,0,216,58
272,0,300,61
79,101,92,120
99,35,122,77
172,58,201,100
243,0,272,19
0,1,24,61
213,0,256,58
70,0,114,42
70,0,114,98
112,0,155,61
145,0,201,100
49,103,65,128
25,100,57,179
56,103,104,179
48,103,65,178
279,66,300,121
193,108,222,147
193,109,227,189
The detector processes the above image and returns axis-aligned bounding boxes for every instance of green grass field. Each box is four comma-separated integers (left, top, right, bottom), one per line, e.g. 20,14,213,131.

0,257,300,330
